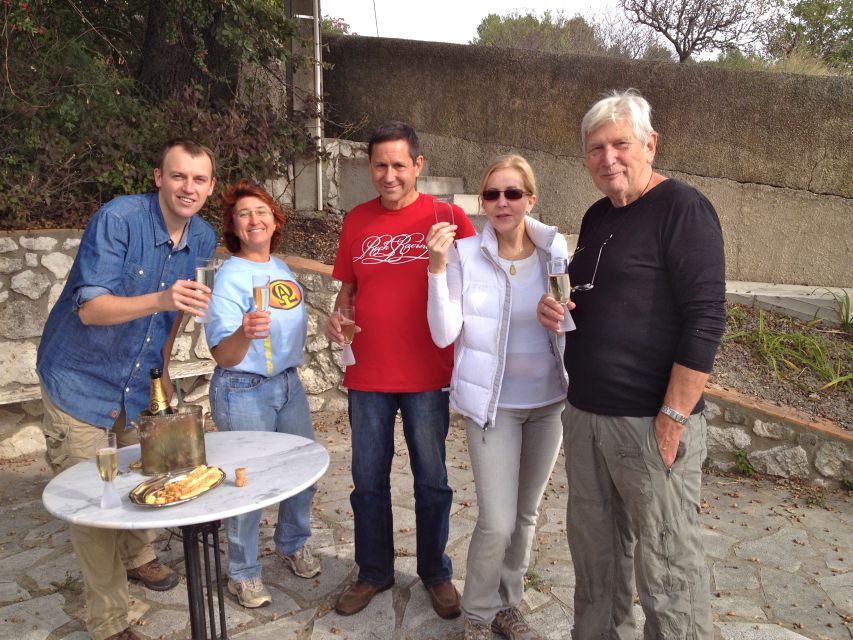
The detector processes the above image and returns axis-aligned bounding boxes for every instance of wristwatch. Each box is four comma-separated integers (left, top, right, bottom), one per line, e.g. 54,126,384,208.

660,404,689,426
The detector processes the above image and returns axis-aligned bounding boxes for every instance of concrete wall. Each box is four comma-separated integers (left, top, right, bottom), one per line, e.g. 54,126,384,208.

322,36,853,287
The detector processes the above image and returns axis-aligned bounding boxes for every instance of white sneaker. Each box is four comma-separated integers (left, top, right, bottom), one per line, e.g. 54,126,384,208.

280,544,321,578
227,576,272,608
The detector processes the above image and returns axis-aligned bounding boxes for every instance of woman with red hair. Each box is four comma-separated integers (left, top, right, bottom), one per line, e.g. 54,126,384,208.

205,180,320,609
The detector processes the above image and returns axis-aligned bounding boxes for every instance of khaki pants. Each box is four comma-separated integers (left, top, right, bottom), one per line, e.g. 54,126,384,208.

41,387,157,640
563,403,712,640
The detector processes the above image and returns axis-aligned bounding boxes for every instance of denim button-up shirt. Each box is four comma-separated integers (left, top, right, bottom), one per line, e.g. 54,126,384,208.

37,193,216,429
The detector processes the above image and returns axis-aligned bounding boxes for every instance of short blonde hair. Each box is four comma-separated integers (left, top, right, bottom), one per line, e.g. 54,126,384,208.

478,154,538,198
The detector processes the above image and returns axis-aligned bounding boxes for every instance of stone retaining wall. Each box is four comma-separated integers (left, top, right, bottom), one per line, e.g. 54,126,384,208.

0,230,850,488
704,385,852,487
0,229,347,459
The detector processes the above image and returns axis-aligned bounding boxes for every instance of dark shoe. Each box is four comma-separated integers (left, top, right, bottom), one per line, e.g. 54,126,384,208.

127,558,179,591
334,580,394,616
427,581,461,619
105,628,141,640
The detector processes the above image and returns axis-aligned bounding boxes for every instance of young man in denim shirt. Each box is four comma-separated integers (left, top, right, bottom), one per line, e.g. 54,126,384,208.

36,139,217,640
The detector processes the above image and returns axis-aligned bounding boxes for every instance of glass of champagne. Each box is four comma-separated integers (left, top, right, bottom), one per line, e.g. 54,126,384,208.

97,431,121,509
433,196,455,226
547,258,574,332
194,257,216,324
252,274,271,338
337,306,355,345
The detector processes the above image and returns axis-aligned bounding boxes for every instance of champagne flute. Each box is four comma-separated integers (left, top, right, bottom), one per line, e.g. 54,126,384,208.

252,274,271,338
97,431,121,509
433,196,455,226
547,258,574,333
337,306,355,345
194,257,216,324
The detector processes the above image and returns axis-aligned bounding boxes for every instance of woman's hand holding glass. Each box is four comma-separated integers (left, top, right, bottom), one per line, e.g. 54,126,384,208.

538,292,576,334
241,309,272,339
426,222,458,274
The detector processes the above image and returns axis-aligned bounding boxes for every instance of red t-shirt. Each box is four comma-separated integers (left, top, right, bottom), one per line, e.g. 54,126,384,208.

332,193,477,392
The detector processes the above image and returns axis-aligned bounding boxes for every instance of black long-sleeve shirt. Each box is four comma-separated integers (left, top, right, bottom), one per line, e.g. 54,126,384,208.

565,178,726,417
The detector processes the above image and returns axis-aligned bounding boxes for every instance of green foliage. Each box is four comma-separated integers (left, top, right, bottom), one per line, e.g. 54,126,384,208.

804,489,827,507
524,569,546,591
470,9,672,60
841,477,853,491
822,288,853,332
710,45,837,74
0,0,317,230
726,309,853,396
322,15,353,35
734,449,757,476
767,0,853,72
471,10,606,55
50,572,82,593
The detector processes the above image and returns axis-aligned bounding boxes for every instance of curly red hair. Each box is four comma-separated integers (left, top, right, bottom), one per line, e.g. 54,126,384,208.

220,180,287,254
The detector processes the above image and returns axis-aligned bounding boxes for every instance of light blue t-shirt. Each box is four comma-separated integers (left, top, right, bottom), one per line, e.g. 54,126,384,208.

205,255,307,375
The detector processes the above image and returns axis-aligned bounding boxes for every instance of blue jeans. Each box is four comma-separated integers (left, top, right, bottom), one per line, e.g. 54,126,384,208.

210,367,316,581
348,389,453,587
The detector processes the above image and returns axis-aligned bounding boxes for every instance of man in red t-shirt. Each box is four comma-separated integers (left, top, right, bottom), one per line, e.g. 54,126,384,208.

326,121,476,619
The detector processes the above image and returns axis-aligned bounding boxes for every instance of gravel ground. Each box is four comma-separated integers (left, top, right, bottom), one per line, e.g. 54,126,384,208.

711,304,852,431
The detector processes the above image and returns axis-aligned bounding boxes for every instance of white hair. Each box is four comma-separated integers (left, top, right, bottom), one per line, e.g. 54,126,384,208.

581,89,655,150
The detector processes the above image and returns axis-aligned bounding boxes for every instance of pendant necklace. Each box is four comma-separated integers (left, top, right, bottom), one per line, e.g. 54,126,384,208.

506,241,526,276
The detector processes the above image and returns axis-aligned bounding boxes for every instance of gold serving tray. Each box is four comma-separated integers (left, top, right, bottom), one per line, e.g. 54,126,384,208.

129,467,225,508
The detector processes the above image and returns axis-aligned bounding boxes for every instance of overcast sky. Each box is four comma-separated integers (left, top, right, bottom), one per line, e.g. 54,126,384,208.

320,0,619,45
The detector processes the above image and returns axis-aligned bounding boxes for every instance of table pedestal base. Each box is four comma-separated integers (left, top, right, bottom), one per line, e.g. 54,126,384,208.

181,521,228,640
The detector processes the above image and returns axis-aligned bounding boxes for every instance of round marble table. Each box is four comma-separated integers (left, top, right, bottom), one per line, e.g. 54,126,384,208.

42,431,330,639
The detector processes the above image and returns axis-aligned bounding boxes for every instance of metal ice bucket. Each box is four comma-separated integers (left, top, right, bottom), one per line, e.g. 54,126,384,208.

135,404,207,475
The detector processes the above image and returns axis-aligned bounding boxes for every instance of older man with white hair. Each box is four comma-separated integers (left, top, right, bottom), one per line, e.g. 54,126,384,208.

539,89,725,639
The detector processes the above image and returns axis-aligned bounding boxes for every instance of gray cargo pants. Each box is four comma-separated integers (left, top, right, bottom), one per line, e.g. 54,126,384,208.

563,403,712,640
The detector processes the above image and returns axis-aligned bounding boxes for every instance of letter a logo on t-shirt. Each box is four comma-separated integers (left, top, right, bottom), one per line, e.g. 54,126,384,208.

269,280,302,309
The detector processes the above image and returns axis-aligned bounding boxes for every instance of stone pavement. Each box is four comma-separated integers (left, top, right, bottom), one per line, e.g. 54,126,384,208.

1,411,851,640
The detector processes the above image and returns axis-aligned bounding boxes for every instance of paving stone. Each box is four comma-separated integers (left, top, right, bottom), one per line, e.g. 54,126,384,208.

135,609,190,639
23,518,67,542
137,580,188,605
816,571,853,616
526,600,574,639
0,580,30,603
717,622,812,639
231,608,315,639
713,561,761,590
30,552,81,590
701,528,739,559
759,567,843,638
4,547,53,575
711,593,768,620
522,586,551,611
0,592,70,639
734,526,815,571
400,582,462,640
312,589,394,640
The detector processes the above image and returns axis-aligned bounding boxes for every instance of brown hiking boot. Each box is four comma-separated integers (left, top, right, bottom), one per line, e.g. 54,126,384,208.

126,558,179,591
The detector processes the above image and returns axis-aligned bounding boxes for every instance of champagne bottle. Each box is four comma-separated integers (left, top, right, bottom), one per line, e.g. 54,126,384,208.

148,368,172,416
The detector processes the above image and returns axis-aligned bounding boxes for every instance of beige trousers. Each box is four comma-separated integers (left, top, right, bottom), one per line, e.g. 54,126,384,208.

563,403,712,640
41,387,157,640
